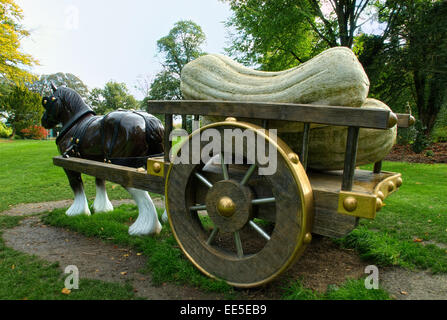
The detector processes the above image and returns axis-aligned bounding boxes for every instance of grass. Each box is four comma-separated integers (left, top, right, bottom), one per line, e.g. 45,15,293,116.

337,162,447,273
282,279,390,300
2,139,446,299
0,139,155,212
0,215,137,300
41,204,234,296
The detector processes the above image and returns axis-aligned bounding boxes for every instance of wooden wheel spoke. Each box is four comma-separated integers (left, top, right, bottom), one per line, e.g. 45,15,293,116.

190,204,207,211
240,164,257,186
195,172,213,188
249,221,271,241
220,152,229,180
207,228,219,245
234,231,244,258
251,197,276,205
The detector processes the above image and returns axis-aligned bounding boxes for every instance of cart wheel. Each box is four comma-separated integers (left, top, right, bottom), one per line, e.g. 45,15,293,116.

165,120,313,288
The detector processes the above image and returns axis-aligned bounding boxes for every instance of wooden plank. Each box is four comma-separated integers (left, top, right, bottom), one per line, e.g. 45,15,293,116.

148,100,391,130
300,123,310,170
164,114,173,163
342,127,360,191
309,169,396,238
53,156,165,194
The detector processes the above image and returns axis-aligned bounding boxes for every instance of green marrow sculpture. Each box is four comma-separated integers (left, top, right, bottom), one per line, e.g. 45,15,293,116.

180,47,397,170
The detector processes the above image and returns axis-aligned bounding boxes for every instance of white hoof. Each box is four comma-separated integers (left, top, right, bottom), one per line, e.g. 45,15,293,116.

93,182,114,213
162,210,168,223
129,219,162,236
66,192,91,216
93,197,114,213
126,187,163,236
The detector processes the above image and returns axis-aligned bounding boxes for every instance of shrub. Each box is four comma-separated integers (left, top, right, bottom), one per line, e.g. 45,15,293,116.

20,125,49,140
0,122,13,138
411,121,430,154
432,126,447,143
397,127,417,145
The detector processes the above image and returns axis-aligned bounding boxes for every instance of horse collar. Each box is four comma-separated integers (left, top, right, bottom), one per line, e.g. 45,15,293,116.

56,109,96,145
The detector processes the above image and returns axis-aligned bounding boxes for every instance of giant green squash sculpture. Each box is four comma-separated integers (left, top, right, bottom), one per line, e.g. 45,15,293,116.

180,47,397,170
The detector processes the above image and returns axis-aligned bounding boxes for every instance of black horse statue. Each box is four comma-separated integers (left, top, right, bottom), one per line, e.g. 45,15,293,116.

41,83,165,236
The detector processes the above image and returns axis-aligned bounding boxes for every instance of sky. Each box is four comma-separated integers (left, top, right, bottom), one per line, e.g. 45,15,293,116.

17,0,233,99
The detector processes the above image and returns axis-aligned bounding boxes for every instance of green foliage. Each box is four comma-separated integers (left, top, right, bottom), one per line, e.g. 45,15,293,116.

88,81,138,115
148,71,181,100
411,120,430,154
432,126,447,143
0,121,12,138
3,85,43,135
148,20,206,101
156,20,206,77
224,0,318,71
365,0,447,135
30,73,89,99
396,127,416,146
223,0,378,70
0,0,38,84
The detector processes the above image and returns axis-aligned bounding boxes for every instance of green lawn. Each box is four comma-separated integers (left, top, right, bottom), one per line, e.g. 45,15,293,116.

340,162,447,273
0,215,137,300
0,139,134,212
1,139,446,299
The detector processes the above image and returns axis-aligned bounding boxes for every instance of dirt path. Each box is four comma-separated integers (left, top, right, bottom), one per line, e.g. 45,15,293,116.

2,216,223,300
1,198,164,217
1,201,447,300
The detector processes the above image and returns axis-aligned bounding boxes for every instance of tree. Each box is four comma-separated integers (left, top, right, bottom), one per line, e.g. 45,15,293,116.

88,81,138,115
147,71,181,101
0,0,37,84
222,0,399,70
360,0,447,135
30,73,89,99
148,20,206,100
224,0,317,70
3,85,43,136
222,0,411,69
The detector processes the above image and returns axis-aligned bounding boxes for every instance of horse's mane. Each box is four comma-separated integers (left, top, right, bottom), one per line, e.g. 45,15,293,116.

56,86,92,113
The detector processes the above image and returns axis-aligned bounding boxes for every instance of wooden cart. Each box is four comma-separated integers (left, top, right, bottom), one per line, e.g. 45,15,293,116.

53,100,414,288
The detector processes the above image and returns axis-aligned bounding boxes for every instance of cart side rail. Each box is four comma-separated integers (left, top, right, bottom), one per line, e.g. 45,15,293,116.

148,100,400,130
148,100,414,192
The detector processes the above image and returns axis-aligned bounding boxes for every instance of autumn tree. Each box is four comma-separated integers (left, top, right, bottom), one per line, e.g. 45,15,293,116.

0,0,37,84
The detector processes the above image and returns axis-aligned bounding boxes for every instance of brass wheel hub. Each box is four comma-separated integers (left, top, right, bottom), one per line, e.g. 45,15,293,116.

217,196,236,217
205,180,253,233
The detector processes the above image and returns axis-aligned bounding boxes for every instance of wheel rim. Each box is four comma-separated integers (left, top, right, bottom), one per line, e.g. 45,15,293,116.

165,121,313,288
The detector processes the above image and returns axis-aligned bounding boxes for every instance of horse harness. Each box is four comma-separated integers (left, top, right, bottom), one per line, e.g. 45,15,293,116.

62,109,163,168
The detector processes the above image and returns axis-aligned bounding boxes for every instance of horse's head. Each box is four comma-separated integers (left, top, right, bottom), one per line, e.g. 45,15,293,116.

41,83,63,129
41,83,91,129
